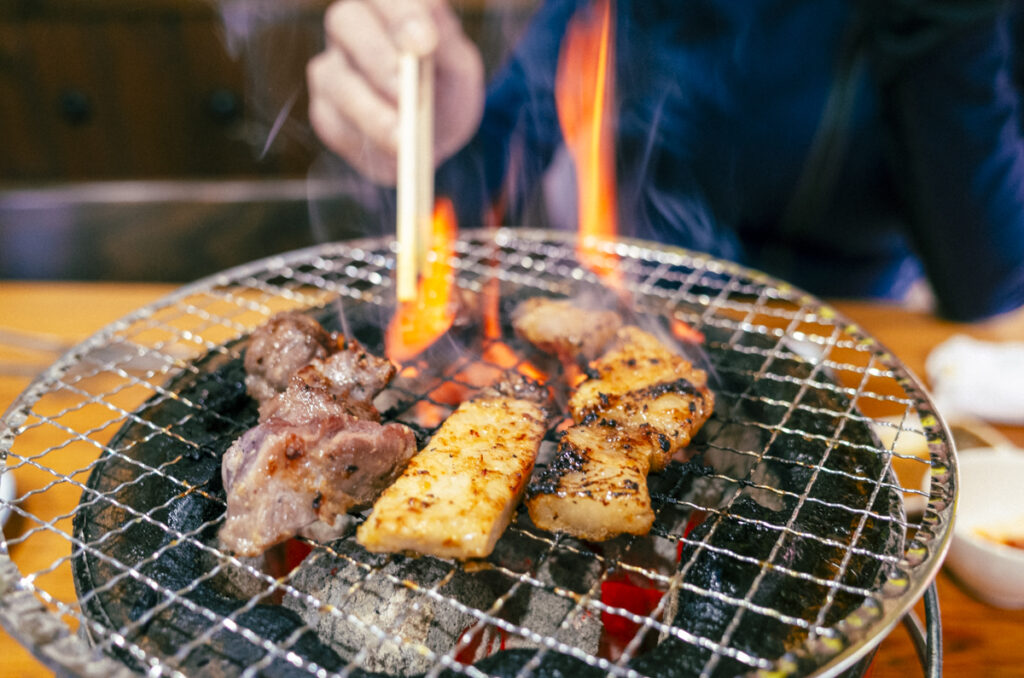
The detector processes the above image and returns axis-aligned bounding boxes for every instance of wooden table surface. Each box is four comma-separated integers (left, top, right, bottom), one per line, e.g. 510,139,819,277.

1,281,1022,676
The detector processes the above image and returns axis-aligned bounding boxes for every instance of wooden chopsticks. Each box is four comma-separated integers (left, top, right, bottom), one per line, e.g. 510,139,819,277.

396,51,435,302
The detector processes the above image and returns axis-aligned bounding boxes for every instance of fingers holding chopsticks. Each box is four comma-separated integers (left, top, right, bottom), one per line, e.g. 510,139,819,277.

308,0,484,184
309,46,400,184
327,0,437,102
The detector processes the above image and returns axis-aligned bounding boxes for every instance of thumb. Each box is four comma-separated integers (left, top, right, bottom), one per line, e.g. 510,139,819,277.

371,0,439,56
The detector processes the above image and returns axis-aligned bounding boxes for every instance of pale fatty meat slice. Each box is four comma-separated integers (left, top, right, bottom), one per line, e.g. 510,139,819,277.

357,378,549,560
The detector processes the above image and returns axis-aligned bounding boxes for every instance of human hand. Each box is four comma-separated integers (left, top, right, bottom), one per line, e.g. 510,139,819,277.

307,0,485,184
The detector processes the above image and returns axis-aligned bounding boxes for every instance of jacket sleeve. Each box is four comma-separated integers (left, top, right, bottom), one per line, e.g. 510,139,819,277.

871,2,1024,320
435,0,587,228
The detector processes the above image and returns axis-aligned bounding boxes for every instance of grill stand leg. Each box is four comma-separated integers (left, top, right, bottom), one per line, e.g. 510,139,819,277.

901,582,942,678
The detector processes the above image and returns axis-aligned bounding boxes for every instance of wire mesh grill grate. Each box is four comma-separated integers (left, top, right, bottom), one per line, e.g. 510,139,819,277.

0,229,955,678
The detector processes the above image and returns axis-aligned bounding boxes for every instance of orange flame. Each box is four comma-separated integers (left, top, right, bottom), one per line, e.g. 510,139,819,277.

482,277,503,341
386,198,458,363
480,276,547,382
556,0,620,286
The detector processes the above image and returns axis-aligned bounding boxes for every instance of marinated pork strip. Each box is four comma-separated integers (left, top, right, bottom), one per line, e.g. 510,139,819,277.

357,375,550,560
570,325,714,472
526,424,654,541
512,297,623,363
526,326,714,541
221,318,417,557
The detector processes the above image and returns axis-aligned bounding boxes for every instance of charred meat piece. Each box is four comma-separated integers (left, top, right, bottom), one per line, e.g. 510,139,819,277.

526,424,654,541
219,404,417,557
221,315,417,557
311,339,397,405
512,297,623,363
244,311,334,403
357,374,550,560
258,339,395,423
485,369,553,405
570,326,714,472
526,326,714,541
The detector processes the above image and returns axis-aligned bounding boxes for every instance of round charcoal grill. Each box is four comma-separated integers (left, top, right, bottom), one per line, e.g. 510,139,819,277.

0,229,955,677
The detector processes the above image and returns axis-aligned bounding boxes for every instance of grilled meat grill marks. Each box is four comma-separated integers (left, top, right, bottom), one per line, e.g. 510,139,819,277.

224,306,713,554
527,425,655,541
569,326,714,472
357,373,550,560
526,326,714,541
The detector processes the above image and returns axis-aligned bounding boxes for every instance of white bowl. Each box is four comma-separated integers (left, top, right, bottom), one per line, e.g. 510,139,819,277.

944,447,1024,608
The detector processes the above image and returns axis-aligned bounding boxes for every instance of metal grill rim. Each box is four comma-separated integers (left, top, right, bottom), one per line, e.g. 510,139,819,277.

0,228,956,678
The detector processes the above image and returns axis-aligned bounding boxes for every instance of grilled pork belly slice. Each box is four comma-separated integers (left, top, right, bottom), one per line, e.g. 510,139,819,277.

357,374,550,560
512,297,623,363
526,424,654,541
244,311,334,403
526,326,714,541
570,325,714,472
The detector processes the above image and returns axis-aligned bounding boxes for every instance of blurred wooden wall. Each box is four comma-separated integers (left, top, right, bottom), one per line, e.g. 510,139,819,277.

0,0,541,281
0,0,540,183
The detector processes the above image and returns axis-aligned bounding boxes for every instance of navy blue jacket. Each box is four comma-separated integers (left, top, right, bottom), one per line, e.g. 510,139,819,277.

437,0,1024,321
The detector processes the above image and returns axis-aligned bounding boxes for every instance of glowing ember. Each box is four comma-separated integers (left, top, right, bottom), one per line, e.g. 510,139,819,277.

480,275,547,383
430,378,472,406
411,400,450,429
483,341,546,382
556,0,620,286
599,575,665,659
455,624,508,665
671,318,706,344
386,198,458,363
566,364,588,388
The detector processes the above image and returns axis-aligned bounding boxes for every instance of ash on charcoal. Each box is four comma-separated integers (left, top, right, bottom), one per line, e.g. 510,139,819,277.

687,418,786,512
284,540,496,674
485,543,604,659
